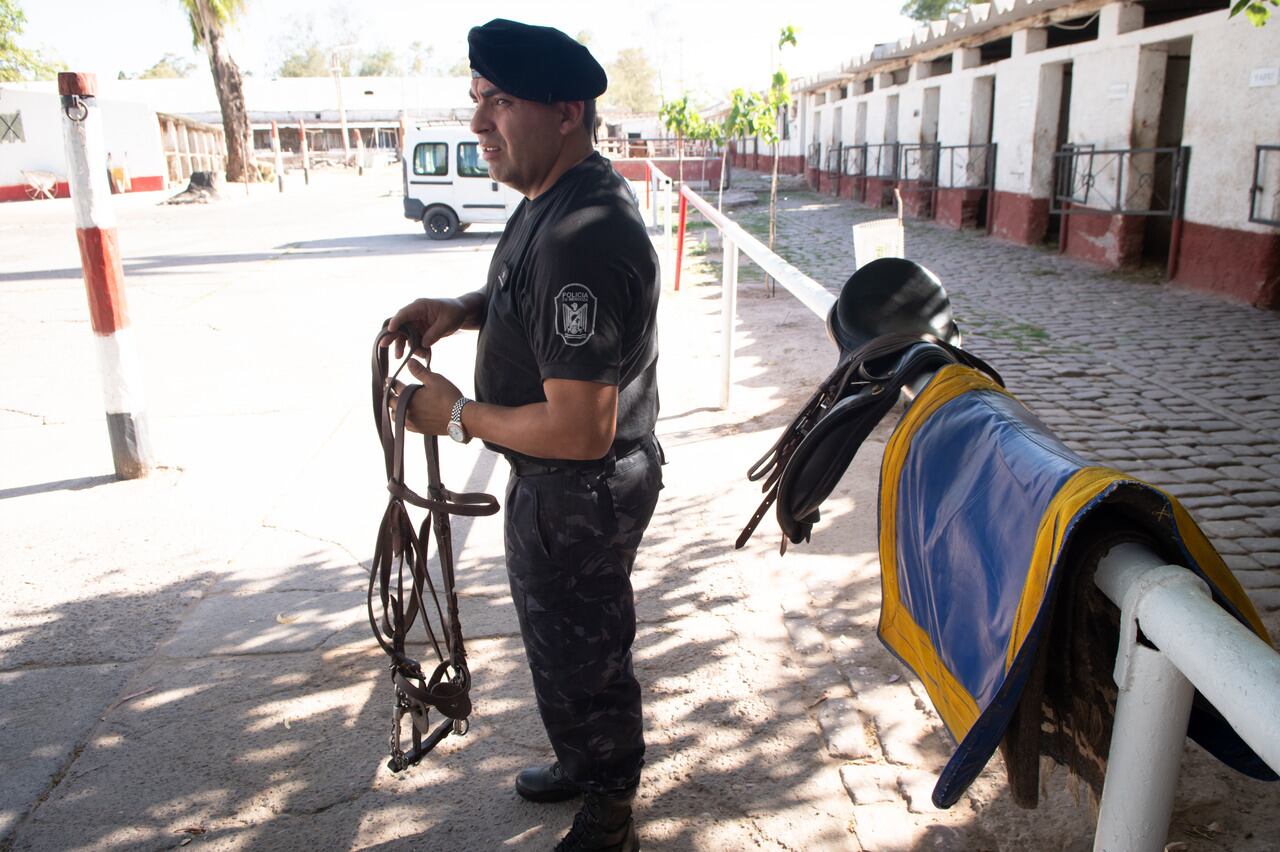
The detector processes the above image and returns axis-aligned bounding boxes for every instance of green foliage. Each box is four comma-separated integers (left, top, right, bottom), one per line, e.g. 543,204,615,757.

900,0,968,23
778,24,798,50
357,47,400,76
725,88,760,139
0,0,61,81
139,52,197,78
179,0,248,47
445,58,471,77
407,41,433,75
278,46,331,77
1231,0,1277,26
659,94,695,137
604,47,658,113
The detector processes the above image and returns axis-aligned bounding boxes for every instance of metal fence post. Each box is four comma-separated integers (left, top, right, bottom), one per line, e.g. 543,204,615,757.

719,238,739,409
271,120,284,192
664,177,674,280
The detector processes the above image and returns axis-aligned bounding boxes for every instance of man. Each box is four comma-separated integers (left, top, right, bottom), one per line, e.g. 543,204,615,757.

387,18,661,852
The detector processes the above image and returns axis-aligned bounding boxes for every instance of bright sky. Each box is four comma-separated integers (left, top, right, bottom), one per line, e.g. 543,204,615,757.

20,0,918,104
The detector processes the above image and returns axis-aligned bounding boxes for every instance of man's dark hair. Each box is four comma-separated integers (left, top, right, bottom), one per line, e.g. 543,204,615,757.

583,98,599,144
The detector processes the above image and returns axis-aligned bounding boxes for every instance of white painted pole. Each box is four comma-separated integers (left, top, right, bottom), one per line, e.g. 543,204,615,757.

58,72,151,480
271,120,284,192
1096,543,1280,772
1092,632,1195,852
720,237,739,409
663,177,673,280
299,119,310,185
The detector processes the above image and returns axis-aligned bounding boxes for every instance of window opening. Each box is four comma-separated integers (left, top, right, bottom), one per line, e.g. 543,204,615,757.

457,142,489,177
414,142,447,176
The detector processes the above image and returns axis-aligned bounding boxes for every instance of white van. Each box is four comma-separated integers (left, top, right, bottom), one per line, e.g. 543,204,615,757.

402,125,522,239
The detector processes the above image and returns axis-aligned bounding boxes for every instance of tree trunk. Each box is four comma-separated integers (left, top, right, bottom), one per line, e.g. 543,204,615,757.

676,131,683,188
768,149,780,297
718,145,729,210
194,0,250,184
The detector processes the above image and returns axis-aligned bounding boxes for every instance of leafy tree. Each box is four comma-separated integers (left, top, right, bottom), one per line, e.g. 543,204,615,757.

407,41,432,76
660,94,698,184
0,0,61,81
445,57,471,77
277,46,330,77
1231,0,1277,25
900,0,968,22
180,0,252,183
604,47,659,113
719,88,760,210
688,111,722,188
358,47,400,76
139,52,197,79
762,25,797,290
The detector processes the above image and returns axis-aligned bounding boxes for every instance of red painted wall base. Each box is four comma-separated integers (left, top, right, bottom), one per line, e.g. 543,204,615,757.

936,188,986,229
864,178,896,209
1172,221,1280,309
1060,208,1145,268
989,190,1050,245
613,158,722,185
898,184,933,219
0,175,165,203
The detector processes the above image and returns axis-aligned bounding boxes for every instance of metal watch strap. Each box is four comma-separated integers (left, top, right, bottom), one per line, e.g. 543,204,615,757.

450,397,471,433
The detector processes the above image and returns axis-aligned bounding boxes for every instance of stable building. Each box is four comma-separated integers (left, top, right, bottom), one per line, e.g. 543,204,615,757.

751,0,1280,309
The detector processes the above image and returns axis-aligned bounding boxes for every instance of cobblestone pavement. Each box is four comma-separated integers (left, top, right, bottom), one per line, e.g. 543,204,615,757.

690,169,1280,849
727,170,1280,613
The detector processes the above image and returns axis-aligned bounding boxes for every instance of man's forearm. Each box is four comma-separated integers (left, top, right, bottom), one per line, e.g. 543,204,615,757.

462,397,616,460
456,290,487,330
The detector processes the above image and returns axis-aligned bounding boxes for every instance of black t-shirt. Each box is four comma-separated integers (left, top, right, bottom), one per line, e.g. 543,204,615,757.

474,152,660,462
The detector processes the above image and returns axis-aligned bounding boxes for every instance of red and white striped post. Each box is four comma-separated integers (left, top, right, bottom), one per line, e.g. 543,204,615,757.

271,120,284,192
58,72,151,479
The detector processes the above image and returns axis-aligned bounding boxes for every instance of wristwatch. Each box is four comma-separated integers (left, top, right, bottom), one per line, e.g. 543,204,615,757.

447,396,472,444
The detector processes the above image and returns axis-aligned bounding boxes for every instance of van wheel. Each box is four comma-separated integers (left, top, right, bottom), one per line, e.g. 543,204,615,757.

423,208,459,240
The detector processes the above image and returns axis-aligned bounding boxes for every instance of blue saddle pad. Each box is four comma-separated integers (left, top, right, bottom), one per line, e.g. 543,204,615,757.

878,365,1275,808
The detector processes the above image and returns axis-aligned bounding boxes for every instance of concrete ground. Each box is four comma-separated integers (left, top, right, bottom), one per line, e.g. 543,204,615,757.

0,162,1276,851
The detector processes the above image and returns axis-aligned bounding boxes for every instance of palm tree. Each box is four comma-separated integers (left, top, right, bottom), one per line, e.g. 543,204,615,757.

181,0,251,183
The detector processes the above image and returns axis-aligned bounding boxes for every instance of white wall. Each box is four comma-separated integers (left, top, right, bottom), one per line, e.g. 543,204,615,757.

1180,13,1280,232
795,3,1280,231
0,88,167,187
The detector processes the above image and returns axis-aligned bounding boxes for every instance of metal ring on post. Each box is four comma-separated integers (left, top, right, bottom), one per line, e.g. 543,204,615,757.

61,95,90,122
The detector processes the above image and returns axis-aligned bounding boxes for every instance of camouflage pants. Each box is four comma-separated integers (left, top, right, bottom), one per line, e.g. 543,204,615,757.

503,437,663,795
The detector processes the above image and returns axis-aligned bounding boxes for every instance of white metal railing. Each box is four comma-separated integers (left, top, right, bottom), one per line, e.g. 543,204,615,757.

658,163,1280,849
645,160,834,409
1092,542,1280,852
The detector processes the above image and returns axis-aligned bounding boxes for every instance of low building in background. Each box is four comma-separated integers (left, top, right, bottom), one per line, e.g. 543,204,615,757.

736,0,1279,309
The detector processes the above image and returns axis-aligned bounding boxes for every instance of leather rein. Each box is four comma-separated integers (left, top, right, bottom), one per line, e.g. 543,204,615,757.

369,323,499,772
736,332,1001,552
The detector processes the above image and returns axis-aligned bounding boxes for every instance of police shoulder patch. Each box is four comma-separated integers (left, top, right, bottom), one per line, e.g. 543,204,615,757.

554,283,596,346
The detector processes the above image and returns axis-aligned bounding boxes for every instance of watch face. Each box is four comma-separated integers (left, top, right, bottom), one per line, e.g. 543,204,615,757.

447,421,467,443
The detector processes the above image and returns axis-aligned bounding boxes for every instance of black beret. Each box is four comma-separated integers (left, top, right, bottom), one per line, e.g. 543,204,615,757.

468,18,607,103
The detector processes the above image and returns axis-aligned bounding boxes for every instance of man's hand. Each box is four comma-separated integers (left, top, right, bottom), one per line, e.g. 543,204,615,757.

391,357,463,435
386,294,484,358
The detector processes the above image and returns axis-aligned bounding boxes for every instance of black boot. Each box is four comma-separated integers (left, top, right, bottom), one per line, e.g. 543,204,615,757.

515,762,580,803
554,790,639,852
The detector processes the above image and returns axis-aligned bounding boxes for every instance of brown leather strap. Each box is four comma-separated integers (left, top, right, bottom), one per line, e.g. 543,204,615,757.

368,322,498,772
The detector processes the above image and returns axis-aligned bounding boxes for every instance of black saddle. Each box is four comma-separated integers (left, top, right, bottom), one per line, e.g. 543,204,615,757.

737,258,1000,551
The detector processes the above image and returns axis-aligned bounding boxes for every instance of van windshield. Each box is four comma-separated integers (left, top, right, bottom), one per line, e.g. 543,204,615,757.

457,142,490,178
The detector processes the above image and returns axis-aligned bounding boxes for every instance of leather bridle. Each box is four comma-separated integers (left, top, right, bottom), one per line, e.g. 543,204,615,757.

369,322,499,772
